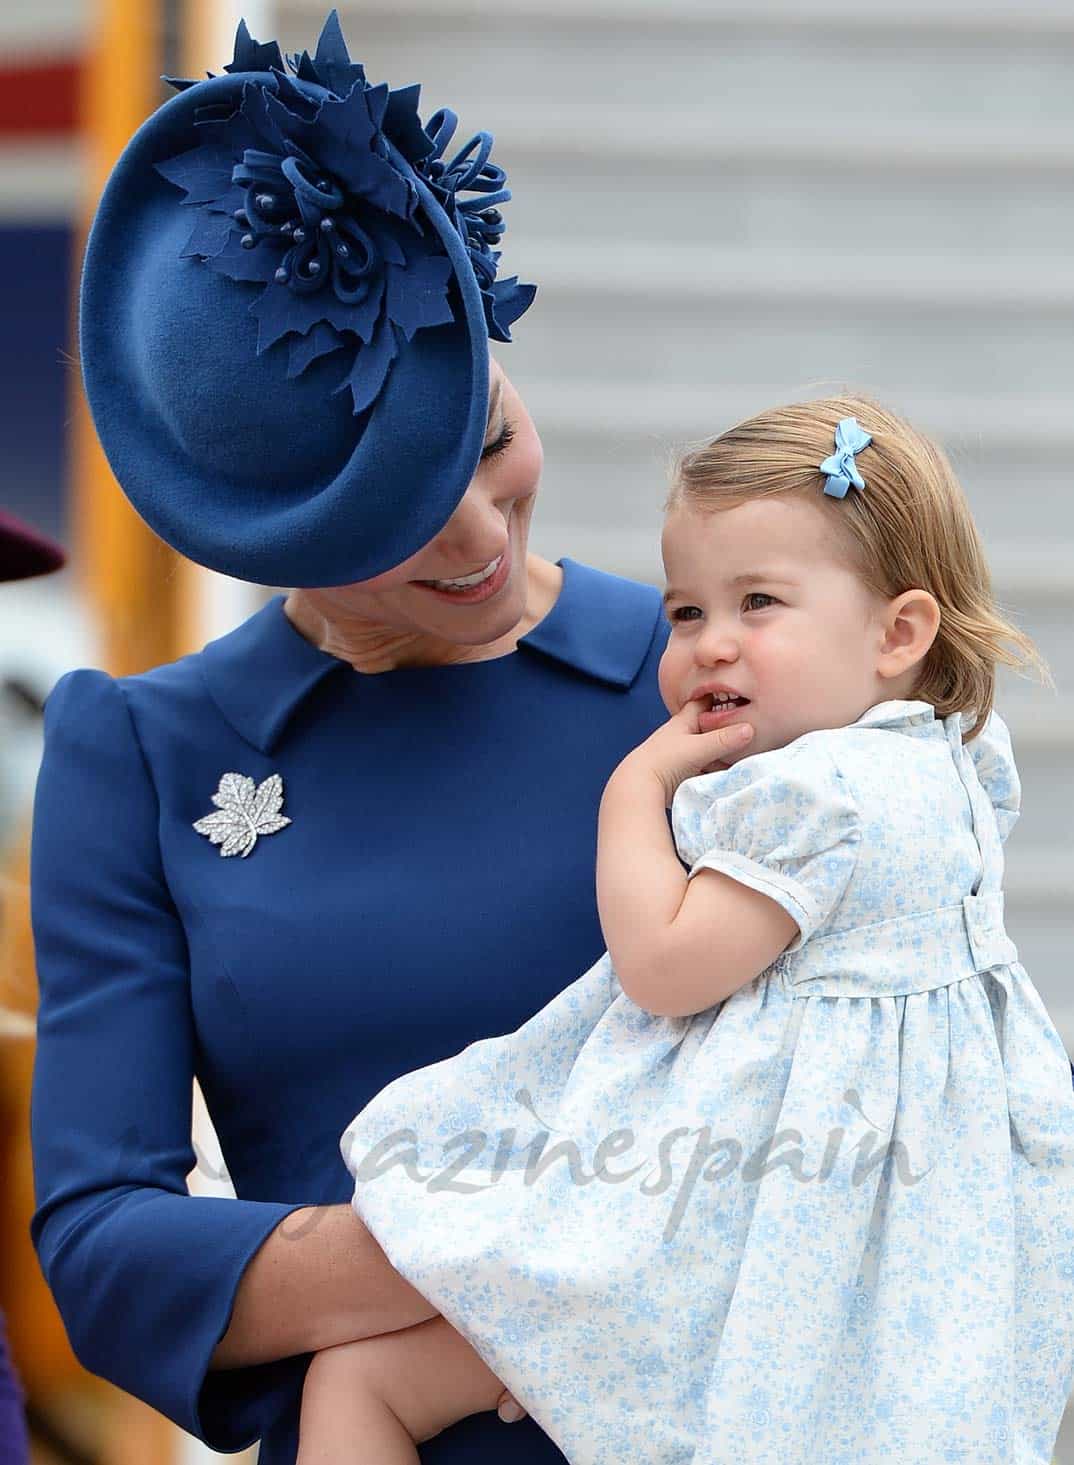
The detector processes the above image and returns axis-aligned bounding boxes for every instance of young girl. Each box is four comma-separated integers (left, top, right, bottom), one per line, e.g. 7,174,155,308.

299,394,1074,1464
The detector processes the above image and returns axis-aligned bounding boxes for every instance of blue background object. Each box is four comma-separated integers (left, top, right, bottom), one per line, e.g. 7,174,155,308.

0,226,70,544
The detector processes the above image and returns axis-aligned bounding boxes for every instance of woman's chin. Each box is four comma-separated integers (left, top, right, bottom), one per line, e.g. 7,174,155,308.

418,563,531,646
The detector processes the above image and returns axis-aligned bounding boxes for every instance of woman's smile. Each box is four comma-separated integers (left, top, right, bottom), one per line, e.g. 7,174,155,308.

408,502,517,606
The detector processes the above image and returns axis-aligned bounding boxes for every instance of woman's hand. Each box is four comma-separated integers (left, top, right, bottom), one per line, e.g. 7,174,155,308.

614,699,754,806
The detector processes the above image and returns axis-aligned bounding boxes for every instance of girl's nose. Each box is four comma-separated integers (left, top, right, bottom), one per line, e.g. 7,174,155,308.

695,625,740,666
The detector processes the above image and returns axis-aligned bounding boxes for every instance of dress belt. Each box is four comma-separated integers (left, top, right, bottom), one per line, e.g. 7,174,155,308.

773,890,1018,999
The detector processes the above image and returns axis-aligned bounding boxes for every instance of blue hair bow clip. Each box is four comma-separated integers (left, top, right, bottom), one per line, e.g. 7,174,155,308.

819,416,872,498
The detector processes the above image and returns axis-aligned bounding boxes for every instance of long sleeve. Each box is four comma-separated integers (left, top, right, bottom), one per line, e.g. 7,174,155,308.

28,668,311,1449
0,1309,29,1464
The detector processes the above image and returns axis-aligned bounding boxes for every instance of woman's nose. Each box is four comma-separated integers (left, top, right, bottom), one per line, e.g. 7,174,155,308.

436,486,510,567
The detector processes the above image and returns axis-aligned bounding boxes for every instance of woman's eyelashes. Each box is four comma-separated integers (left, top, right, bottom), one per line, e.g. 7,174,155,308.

668,592,780,623
481,418,516,460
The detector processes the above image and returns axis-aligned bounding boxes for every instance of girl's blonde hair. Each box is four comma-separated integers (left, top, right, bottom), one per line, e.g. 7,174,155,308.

665,393,1050,742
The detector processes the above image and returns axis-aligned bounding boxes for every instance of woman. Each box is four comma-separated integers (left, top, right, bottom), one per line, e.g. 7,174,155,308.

28,14,676,1464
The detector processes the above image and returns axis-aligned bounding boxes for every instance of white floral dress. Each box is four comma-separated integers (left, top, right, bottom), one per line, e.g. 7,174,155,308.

341,700,1074,1464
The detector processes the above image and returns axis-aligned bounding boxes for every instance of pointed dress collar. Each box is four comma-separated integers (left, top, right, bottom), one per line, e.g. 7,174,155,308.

199,556,665,754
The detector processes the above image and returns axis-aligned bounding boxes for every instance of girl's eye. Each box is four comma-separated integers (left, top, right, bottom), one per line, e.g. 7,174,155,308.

481,419,516,460
668,594,778,623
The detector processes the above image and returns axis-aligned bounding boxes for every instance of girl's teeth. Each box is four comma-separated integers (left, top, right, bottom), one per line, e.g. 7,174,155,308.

427,555,502,589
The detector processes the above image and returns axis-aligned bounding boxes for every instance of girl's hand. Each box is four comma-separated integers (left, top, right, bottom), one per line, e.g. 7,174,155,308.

497,1388,528,1423
617,699,754,806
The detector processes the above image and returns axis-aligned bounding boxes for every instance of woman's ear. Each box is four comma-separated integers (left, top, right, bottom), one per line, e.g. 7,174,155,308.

876,589,941,682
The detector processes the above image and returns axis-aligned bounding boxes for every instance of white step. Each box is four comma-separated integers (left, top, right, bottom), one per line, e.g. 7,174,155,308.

494,112,1074,169
1004,856,1072,906
512,382,1074,447
513,293,1074,403
516,243,1074,309
289,0,1074,28
279,8,1074,129
501,135,1074,264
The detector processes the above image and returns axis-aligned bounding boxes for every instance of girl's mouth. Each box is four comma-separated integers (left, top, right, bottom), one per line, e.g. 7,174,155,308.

696,695,751,734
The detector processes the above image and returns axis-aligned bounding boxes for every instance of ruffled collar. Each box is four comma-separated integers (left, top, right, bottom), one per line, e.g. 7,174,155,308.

849,699,938,732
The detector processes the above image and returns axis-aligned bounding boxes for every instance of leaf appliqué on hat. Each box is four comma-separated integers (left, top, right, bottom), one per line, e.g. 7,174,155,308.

155,9,535,415
193,771,292,858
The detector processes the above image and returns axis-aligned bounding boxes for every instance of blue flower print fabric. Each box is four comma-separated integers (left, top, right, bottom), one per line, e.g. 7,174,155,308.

670,733,861,952
341,700,1074,1465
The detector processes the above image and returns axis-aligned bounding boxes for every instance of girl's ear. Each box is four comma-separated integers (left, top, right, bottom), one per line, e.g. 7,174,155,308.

876,589,941,681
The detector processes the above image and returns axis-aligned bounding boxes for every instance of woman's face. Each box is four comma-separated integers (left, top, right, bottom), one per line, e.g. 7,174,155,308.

297,357,544,649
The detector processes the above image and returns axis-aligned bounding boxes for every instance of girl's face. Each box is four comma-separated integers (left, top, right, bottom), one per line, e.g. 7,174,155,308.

658,495,894,768
294,358,544,649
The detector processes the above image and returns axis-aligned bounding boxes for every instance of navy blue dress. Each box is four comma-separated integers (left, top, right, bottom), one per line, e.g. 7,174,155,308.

28,558,671,1464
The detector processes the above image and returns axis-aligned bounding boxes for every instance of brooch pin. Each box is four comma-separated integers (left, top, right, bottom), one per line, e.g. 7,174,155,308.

193,772,291,858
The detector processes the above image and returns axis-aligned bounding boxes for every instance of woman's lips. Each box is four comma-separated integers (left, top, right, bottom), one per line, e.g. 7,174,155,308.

410,530,513,605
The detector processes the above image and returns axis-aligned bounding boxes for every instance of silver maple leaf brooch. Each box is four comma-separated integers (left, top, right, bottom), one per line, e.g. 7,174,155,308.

192,772,291,858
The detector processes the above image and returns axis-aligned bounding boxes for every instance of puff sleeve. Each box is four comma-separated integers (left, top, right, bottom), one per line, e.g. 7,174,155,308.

29,669,311,1450
963,707,1021,845
670,737,861,953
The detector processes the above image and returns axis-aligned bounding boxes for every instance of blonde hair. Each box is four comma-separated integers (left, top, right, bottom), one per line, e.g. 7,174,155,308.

665,393,1051,742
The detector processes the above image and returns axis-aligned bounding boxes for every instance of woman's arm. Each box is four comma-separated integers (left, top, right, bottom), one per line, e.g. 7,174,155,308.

210,1203,438,1368
31,669,526,1441
30,671,329,1449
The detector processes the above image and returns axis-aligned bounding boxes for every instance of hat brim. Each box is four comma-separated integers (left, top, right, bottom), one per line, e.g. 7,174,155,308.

79,72,491,588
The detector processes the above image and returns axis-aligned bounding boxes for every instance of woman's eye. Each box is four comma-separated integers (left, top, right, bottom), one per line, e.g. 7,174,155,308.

481,419,516,460
743,592,777,611
669,606,701,623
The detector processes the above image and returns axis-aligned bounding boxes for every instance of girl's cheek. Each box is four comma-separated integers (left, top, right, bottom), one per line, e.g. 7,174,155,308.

656,648,681,714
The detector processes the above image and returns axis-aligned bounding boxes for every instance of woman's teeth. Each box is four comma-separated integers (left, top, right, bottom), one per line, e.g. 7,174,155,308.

424,555,503,591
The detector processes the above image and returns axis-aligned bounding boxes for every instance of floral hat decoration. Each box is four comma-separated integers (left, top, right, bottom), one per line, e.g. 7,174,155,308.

78,10,535,586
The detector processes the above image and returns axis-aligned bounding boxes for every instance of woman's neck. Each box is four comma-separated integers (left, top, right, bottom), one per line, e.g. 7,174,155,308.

283,553,563,673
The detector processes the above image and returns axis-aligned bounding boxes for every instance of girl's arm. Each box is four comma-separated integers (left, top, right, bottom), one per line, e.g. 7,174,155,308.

596,706,797,1019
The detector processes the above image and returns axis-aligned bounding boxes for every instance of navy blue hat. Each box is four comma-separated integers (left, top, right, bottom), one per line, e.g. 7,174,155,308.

79,11,535,587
